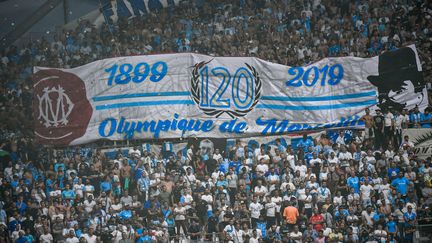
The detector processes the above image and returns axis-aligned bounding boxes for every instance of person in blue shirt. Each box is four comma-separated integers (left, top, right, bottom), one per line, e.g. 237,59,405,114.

8,212,21,232
11,175,20,190
297,134,313,151
409,106,422,127
391,171,412,196
347,171,360,193
403,205,417,224
118,205,133,219
403,206,417,243
24,229,35,243
15,231,27,243
218,158,229,173
334,207,349,222
388,162,400,179
420,109,432,128
61,184,76,200
137,230,153,243
360,171,373,184
144,196,161,211
54,162,65,172
16,196,27,216
328,39,341,56
386,215,398,241
275,138,287,153
256,216,267,239
304,147,314,165
228,158,241,174
312,140,322,155
215,174,228,188
100,176,112,192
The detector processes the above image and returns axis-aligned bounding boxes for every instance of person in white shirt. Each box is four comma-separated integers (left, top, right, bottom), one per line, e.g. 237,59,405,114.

294,160,307,178
223,220,238,242
266,168,279,192
271,191,283,224
303,188,313,218
249,229,261,243
201,188,214,213
309,153,322,168
185,168,197,185
378,177,391,198
237,224,249,243
393,110,404,145
120,191,133,207
256,159,269,174
347,187,361,204
333,191,343,207
186,144,194,162
365,150,376,165
84,195,96,213
73,179,85,198
256,149,270,164
322,222,332,237
400,135,414,149
346,208,359,223
372,172,383,191
384,110,394,144
287,150,296,170
373,224,387,242
280,179,296,196
39,229,54,243
180,190,194,210
253,145,262,160
295,182,307,201
360,180,374,207
319,165,329,182
361,206,376,227
338,146,353,161
317,181,331,203
327,152,339,165
249,196,263,227
65,230,79,243
129,146,141,158
384,148,395,159
335,131,346,145
235,142,245,160
213,149,223,162
306,176,319,194
289,225,303,243
264,196,277,226
11,225,23,242
84,183,95,194
254,180,268,198
82,228,97,243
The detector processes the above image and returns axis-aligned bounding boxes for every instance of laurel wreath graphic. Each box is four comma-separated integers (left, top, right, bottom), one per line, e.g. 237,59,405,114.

412,130,432,146
190,61,262,118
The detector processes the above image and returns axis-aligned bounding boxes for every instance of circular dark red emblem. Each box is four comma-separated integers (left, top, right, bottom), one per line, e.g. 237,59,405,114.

33,69,93,145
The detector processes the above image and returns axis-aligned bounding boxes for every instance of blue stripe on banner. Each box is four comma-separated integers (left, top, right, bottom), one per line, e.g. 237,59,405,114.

256,99,377,110
92,91,191,102
96,99,376,111
95,100,195,110
261,91,376,102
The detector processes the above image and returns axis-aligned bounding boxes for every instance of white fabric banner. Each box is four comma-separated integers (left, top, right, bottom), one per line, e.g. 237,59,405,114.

33,45,428,145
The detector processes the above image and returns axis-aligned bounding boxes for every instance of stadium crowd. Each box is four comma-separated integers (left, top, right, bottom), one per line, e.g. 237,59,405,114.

0,0,432,242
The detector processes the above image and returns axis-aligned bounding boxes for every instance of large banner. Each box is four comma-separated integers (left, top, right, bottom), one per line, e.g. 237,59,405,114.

33,45,427,145
403,129,432,159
